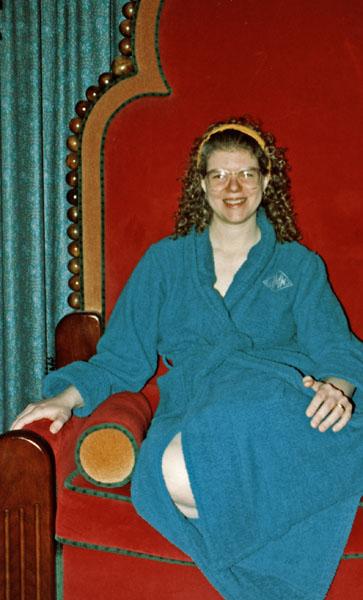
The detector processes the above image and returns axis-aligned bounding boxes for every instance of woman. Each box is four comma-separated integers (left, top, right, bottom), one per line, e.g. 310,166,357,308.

12,117,363,599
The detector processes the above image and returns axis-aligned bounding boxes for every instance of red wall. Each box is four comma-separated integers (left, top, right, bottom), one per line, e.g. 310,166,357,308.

104,0,362,336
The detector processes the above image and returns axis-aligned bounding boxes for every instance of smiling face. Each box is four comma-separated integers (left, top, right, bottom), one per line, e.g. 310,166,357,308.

201,149,268,228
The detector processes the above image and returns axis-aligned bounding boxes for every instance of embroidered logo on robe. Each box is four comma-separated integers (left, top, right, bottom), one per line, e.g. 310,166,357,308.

263,271,293,291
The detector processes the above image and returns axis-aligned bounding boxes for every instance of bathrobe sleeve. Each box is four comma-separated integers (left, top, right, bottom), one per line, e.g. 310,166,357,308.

42,246,164,416
293,251,363,407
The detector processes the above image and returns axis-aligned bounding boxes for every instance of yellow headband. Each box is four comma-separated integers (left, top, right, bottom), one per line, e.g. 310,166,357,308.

196,123,271,171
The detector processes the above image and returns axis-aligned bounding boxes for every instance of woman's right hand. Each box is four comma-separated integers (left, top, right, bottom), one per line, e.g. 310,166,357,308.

10,385,84,434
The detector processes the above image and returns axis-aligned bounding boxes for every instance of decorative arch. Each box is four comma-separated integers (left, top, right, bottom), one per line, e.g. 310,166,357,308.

65,0,169,315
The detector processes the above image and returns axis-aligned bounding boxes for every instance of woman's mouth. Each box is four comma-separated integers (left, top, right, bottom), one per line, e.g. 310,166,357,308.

223,198,246,207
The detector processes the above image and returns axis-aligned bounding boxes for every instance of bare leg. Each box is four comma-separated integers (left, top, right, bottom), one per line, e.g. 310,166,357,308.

162,432,199,518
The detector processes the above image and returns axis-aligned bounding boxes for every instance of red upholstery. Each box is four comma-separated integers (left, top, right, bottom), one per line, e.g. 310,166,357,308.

61,545,223,600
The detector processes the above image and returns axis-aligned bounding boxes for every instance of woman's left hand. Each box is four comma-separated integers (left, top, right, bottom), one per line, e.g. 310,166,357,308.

303,375,353,432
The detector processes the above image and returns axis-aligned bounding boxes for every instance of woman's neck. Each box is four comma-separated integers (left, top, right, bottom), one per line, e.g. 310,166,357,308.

209,218,261,256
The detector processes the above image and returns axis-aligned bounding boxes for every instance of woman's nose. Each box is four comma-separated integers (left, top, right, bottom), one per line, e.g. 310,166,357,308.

227,173,243,191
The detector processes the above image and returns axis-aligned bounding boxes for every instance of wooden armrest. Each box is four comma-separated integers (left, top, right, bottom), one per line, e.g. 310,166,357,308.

55,311,103,368
0,430,56,599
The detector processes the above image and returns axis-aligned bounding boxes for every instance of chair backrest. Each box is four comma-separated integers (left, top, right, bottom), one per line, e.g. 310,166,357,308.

67,0,363,338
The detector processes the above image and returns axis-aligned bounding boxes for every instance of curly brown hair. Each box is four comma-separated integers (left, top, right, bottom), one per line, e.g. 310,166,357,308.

174,116,301,242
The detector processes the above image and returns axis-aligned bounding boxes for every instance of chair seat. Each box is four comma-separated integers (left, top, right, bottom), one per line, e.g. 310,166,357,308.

28,416,363,559
57,472,193,563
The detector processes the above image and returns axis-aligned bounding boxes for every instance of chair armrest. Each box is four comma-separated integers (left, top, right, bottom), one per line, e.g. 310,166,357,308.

55,311,103,368
23,391,153,488
33,308,154,486
74,392,153,487
0,430,56,599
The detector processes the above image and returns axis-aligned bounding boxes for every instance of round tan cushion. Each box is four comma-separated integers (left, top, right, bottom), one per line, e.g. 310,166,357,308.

75,391,153,487
78,426,136,485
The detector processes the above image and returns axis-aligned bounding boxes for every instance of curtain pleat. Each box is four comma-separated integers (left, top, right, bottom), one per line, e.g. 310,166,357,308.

0,0,122,430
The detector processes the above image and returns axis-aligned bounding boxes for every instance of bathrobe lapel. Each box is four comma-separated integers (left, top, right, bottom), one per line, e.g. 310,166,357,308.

181,209,281,403
190,208,277,330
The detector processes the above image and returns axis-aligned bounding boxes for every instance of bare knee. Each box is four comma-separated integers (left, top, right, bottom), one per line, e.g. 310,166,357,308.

162,433,198,518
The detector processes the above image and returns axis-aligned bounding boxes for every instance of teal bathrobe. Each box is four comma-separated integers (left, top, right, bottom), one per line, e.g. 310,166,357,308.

44,209,363,600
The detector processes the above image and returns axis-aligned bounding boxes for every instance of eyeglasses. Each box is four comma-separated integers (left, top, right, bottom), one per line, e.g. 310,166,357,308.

205,168,262,190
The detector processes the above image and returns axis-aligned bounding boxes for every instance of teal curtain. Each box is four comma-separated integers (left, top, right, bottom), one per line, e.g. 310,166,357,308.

0,0,123,430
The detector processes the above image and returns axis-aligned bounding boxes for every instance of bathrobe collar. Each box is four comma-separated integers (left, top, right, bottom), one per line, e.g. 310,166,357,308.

190,207,277,314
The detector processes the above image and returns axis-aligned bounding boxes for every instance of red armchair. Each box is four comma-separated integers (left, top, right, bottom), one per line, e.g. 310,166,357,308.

1,1,363,598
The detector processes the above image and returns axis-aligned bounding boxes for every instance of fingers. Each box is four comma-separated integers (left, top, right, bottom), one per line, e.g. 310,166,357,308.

10,401,71,433
302,375,321,392
49,414,69,434
329,402,352,432
304,377,353,432
10,403,39,430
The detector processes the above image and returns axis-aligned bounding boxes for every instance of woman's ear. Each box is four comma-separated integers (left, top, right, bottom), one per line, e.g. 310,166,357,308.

201,178,207,194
